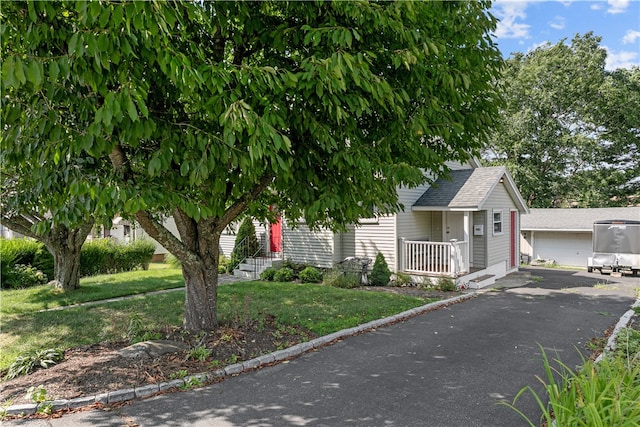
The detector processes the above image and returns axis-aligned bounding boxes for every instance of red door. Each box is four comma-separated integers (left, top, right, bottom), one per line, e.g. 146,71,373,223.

270,216,282,253
510,211,517,268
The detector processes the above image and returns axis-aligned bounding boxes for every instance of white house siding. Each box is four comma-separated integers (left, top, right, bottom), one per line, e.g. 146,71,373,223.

472,211,487,267
354,214,397,270
483,183,518,269
282,221,335,268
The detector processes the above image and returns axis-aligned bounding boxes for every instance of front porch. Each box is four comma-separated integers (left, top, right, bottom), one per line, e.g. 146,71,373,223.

400,239,470,277
398,238,502,289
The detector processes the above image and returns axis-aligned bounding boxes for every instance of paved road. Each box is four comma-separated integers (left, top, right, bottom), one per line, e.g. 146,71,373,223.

5,268,638,427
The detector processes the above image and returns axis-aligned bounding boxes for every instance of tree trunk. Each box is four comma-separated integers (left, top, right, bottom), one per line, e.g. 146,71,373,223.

182,260,219,332
44,222,93,291
180,232,222,332
49,244,83,291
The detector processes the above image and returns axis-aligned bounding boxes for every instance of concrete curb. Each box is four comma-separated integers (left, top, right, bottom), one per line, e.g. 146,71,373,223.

1,292,476,417
595,298,640,363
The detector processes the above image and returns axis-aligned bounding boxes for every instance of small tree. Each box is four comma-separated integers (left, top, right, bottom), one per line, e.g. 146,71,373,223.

369,252,391,287
227,218,260,273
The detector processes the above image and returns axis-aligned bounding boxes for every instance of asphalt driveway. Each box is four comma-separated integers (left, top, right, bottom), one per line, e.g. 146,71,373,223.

6,267,639,427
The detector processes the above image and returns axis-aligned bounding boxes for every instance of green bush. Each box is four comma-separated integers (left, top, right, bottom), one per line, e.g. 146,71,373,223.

1,238,43,285
260,267,277,281
228,218,260,273
282,259,308,275
369,252,391,286
299,266,323,283
435,276,456,292
394,272,412,287
32,246,54,279
273,267,295,282
2,264,48,289
323,268,360,289
80,239,155,277
218,255,230,274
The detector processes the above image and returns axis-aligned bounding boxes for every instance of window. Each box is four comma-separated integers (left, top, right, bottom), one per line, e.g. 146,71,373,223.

493,210,503,235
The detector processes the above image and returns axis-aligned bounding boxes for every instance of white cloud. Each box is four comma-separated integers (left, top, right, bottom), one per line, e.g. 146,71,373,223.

493,1,531,39
549,16,566,30
604,46,639,70
555,1,573,6
622,30,640,44
607,0,629,14
590,3,603,10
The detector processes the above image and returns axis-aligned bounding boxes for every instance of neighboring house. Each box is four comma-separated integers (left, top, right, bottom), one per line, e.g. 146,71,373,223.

278,160,529,288
520,207,640,268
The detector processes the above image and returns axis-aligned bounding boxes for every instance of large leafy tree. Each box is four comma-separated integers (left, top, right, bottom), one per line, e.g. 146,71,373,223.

2,1,503,333
485,33,640,208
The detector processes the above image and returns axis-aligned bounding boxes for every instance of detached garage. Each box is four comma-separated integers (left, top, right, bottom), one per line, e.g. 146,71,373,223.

520,207,640,267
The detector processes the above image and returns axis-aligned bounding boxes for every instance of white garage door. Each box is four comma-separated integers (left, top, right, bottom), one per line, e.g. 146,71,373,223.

533,231,592,267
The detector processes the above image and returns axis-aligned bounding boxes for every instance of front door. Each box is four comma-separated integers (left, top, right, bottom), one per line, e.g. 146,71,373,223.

270,216,282,253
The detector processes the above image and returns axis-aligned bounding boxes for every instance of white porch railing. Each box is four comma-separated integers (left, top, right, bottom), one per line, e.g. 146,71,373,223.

401,239,469,277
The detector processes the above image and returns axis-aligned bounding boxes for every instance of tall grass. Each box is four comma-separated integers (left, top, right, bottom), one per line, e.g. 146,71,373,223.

502,345,640,426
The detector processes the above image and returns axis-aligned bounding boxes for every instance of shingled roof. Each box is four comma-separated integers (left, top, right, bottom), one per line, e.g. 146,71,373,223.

521,207,640,231
413,166,527,211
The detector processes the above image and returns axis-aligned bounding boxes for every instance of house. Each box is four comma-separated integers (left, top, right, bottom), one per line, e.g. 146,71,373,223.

520,207,640,268
116,159,529,288
276,159,529,288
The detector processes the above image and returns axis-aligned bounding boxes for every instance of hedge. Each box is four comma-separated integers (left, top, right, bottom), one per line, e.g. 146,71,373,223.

1,238,156,289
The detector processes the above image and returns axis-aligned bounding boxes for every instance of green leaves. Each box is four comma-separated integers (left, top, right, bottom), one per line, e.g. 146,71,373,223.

485,33,639,208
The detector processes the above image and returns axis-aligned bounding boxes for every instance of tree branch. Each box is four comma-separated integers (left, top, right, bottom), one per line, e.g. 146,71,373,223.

219,173,274,230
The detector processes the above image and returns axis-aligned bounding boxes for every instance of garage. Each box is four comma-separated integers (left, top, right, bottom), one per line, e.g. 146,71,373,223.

520,207,640,268
530,231,592,267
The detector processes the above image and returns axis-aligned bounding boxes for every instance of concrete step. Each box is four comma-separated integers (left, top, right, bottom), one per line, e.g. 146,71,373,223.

466,274,496,289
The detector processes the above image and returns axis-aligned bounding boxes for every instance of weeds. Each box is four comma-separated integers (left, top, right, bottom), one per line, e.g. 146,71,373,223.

186,346,212,362
169,369,189,380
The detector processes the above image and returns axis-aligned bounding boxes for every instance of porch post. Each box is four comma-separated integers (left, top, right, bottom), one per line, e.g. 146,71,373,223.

464,211,471,267
398,237,405,272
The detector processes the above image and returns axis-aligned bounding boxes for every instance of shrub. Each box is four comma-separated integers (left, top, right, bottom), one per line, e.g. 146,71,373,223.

80,239,156,277
369,252,391,286
32,246,54,279
394,272,412,287
299,266,323,283
282,259,308,275
0,238,42,285
435,276,456,292
260,267,277,281
273,267,295,282
227,218,260,273
323,268,360,289
2,264,48,289
218,255,230,274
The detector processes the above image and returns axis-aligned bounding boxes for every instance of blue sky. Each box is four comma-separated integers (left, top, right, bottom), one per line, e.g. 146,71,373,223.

490,0,640,69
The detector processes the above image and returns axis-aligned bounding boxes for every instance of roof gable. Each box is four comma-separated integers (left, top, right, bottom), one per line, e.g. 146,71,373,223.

412,166,528,212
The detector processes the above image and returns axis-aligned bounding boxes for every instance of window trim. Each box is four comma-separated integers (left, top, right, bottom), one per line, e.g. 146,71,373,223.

493,209,503,235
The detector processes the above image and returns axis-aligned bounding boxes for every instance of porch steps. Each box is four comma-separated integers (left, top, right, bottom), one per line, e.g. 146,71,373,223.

233,257,276,280
467,274,496,289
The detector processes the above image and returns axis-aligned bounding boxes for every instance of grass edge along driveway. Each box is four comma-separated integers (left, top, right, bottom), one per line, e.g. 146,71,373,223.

0,267,436,371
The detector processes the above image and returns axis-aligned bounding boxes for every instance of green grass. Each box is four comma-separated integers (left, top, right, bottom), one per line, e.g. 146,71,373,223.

0,272,435,372
0,263,183,315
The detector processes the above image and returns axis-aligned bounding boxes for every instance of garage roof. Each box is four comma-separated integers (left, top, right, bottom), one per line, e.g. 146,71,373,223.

521,207,640,231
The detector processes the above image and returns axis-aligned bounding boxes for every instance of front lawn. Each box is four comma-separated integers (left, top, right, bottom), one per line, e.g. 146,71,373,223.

0,268,436,372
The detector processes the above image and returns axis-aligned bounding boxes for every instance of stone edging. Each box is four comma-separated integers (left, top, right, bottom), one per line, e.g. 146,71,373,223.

1,292,476,417
595,298,640,363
